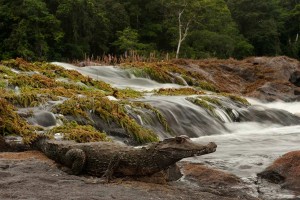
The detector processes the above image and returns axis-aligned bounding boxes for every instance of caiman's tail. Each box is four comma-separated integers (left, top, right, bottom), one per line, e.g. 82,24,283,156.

0,135,10,152
0,135,30,152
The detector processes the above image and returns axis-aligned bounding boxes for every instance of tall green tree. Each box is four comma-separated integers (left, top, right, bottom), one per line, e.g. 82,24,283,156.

0,0,63,60
227,0,282,56
55,0,109,59
278,0,300,58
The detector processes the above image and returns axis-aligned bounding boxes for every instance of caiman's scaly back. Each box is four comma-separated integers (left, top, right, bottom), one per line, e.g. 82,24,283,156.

30,135,217,181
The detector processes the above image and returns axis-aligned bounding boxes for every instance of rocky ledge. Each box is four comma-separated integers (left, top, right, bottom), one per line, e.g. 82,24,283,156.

258,151,300,193
173,56,300,101
0,151,258,200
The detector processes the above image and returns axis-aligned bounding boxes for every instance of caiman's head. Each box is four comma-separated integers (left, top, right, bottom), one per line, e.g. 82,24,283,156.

153,135,217,161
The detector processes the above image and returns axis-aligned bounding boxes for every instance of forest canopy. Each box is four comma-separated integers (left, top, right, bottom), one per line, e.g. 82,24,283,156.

0,0,299,61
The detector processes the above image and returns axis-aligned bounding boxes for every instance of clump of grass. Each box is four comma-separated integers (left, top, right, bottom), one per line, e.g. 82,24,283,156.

0,65,15,76
1,58,37,71
53,96,159,144
220,93,250,105
0,98,34,143
155,88,204,96
200,96,222,107
122,62,218,91
113,88,142,99
53,97,92,120
2,87,58,107
10,74,57,88
131,102,171,133
47,121,110,143
187,97,216,113
196,81,218,92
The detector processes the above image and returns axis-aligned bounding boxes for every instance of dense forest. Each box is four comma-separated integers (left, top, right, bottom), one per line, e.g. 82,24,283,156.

0,0,299,61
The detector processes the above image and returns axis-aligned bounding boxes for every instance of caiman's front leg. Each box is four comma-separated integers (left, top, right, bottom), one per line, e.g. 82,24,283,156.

65,148,86,175
102,154,120,182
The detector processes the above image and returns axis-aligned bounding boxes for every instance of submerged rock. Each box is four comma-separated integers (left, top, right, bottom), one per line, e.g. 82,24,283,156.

258,151,300,192
180,162,258,200
28,111,57,127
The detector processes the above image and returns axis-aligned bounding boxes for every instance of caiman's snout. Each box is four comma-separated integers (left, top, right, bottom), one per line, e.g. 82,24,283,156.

207,142,217,152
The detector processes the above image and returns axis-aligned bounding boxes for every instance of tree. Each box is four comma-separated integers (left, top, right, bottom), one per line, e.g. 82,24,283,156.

227,0,282,56
0,0,63,60
112,27,147,53
55,0,109,59
164,0,203,59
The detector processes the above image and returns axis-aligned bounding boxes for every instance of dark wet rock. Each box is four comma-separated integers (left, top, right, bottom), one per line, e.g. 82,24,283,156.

0,136,29,152
289,71,300,87
258,151,300,192
181,162,241,187
28,111,57,127
0,136,10,152
239,106,300,126
180,162,258,200
294,88,300,95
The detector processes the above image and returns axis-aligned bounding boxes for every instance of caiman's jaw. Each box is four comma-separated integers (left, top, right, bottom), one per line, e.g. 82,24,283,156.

156,135,217,159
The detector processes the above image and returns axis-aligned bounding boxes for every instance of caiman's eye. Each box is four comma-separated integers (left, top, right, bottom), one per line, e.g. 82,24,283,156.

175,136,185,144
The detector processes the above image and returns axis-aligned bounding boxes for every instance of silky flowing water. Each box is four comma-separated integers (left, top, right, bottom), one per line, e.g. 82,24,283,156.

53,63,300,199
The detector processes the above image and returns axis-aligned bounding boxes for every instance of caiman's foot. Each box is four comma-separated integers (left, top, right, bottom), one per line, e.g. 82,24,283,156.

65,148,86,175
100,154,120,183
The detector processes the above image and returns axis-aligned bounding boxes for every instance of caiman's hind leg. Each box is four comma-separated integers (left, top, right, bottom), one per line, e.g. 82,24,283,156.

65,148,86,175
102,154,120,182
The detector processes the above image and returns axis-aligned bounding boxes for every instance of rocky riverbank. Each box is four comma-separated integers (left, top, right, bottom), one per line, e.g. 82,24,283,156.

0,151,258,200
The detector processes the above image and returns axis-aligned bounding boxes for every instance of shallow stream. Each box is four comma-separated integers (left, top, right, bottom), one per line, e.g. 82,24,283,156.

53,63,300,199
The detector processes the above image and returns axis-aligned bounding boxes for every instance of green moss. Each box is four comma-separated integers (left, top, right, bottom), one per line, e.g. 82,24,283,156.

196,81,218,92
53,97,91,120
53,96,158,144
132,102,171,133
10,74,58,88
200,96,222,107
2,87,57,107
113,88,142,99
1,58,37,71
0,65,15,76
220,93,250,105
155,88,204,96
0,98,34,143
47,121,110,143
188,98,216,113
122,62,218,91
0,80,8,88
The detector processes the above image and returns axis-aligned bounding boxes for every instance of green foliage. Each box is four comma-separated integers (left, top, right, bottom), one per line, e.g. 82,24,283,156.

220,93,250,105
113,27,148,53
155,88,204,96
0,0,299,60
47,121,110,143
53,96,158,144
131,102,171,133
0,98,34,143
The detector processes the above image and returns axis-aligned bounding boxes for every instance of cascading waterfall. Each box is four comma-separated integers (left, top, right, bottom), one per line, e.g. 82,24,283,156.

53,62,300,199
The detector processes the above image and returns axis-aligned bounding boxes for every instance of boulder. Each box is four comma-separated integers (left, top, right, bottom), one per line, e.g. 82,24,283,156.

289,71,300,87
181,162,241,187
28,111,57,127
258,151,300,192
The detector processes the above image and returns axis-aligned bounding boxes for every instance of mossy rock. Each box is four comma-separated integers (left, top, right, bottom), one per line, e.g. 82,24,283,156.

220,93,250,106
155,88,204,96
0,98,35,144
47,122,110,143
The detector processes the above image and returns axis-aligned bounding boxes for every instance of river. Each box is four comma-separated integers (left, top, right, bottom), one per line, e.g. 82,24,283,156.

53,62,300,199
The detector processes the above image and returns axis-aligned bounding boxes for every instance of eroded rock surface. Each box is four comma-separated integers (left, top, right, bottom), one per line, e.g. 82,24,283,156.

0,151,258,200
180,162,258,200
258,151,300,192
174,56,300,101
